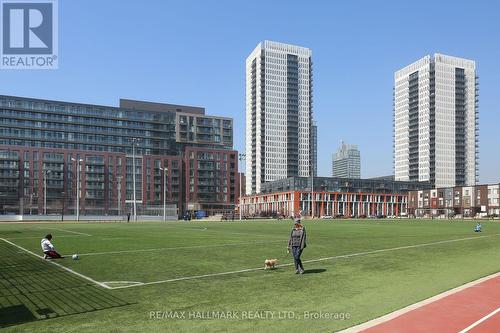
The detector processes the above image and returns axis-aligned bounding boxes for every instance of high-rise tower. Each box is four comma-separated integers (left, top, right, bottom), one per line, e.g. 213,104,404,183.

245,41,314,194
394,54,478,187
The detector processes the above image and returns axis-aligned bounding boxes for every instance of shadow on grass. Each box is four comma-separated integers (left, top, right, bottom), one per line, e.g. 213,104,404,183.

303,268,327,274
0,240,133,328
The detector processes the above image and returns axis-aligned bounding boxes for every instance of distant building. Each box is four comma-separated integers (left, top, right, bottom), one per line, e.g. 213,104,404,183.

184,147,237,213
0,95,237,216
121,99,233,150
259,176,428,195
367,175,395,181
394,54,478,187
245,40,314,194
241,176,431,218
332,142,360,179
408,183,500,218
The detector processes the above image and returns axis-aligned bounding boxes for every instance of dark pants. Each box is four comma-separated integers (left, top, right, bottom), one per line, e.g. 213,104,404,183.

44,250,62,259
292,246,304,272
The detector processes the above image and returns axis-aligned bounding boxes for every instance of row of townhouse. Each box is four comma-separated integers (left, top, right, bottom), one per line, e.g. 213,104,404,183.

408,184,500,217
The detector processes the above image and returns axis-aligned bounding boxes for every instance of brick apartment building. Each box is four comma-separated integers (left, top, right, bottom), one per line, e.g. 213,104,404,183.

0,95,237,217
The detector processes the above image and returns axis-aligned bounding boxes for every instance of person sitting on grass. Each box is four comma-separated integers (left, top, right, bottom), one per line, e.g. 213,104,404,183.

474,222,482,233
41,234,64,259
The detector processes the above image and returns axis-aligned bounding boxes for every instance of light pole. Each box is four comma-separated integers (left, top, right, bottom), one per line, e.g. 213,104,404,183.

30,193,35,215
43,170,51,215
117,175,122,216
159,166,168,221
311,161,314,218
61,191,65,221
131,138,140,222
71,158,83,221
238,153,246,221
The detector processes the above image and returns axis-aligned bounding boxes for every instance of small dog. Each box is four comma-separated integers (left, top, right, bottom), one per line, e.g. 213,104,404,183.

264,258,278,269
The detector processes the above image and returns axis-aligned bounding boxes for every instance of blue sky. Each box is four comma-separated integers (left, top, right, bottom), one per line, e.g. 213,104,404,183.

1,0,499,182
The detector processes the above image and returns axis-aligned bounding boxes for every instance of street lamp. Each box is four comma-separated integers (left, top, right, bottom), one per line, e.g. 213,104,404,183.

43,169,51,215
311,161,315,218
159,166,168,222
131,138,141,222
30,192,35,215
117,175,122,216
61,191,65,221
238,153,246,221
71,158,83,221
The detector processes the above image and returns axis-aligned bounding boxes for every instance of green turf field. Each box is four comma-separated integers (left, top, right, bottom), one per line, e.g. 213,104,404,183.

1,219,499,332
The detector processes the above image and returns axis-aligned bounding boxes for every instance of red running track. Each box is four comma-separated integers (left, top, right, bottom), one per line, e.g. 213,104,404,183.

361,275,500,333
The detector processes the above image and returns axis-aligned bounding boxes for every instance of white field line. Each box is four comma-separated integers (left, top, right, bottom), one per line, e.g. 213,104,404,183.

97,237,131,241
66,239,287,257
0,238,111,290
4,227,92,240
109,233,500,290
458,307,500,333
110,266,268,289
47,227,92,236
6,235,90,240
207,230,282,237
293,233,500,266
153,222,282,237
159,226,207,231
149,226,276,238
101,281,144,287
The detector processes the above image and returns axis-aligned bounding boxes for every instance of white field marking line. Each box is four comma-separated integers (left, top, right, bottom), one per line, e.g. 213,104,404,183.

159,226,208,231
107,227,208,239
101,281,144,287
109,234,500,290
181,227,208,231
204,230,275,237
169,225,275,237
0,238,111,290
6,235,90,240
46,227,92,236
97,237,131,241
458,307,500,333
2,226,92,240
293,233,500,265
270,234,500,269
158,223,281,236
109,266,268,289
65,239,287,257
